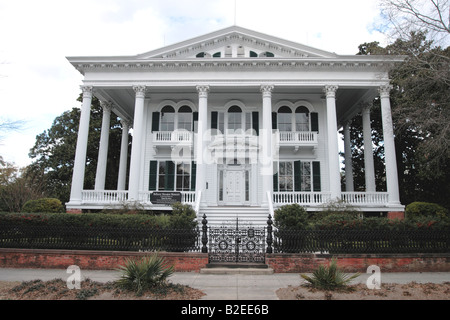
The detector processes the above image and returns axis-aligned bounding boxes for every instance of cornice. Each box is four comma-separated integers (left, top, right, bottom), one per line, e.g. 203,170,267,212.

71,57,403,75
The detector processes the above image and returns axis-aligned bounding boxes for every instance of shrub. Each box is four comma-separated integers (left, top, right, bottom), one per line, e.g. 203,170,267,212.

274,203,310,229
405,202,448,221
115,255,175,296
311,199,360,222
301,258,360,291
22,198,64,213
169,202,197,229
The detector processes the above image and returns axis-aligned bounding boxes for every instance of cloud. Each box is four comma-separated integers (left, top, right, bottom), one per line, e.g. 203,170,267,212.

0,0,388,167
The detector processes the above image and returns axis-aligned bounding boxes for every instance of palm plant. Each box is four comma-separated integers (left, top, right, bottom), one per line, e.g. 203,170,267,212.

115,254,175,295
301,258,360,290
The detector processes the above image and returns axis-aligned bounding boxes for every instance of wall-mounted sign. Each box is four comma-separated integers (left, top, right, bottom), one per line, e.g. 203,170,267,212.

150,192,182,205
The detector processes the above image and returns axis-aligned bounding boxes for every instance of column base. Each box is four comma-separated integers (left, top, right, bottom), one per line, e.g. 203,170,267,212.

387,211,405,220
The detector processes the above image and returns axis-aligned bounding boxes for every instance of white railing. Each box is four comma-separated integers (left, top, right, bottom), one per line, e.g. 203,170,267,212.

139,191,196,205
81,190,129,203
153,131,193,143
341,192,389,205
273,192,331,205
278,131,317,143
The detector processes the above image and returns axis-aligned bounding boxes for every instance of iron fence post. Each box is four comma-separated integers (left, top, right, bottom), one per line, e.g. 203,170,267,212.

201,214,208,253
266,214,273,254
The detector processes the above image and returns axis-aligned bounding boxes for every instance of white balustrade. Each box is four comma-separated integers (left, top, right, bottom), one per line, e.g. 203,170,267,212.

153,131,193,143
341,192,389,205
278,131,317,143
273,192,331,205
82,190,128,203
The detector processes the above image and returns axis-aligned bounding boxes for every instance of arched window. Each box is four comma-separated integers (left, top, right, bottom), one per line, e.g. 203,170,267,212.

177,106,192,131
160,106,175,131
295,106,310,131
277,106,292,132
196,52,211,58
259,51,275,57
228,105,242,132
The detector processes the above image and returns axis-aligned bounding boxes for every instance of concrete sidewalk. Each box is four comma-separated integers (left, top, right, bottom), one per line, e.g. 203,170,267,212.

0,268,448,300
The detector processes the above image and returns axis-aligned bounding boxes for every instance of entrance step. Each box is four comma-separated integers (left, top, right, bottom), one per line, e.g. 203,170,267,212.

201,263,274,274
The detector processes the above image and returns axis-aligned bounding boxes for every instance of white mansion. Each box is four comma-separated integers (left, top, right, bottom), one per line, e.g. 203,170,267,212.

66,26,405,224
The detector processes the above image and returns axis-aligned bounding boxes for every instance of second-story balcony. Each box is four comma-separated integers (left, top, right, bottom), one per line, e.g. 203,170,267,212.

275,131,318,153
152,130,194,150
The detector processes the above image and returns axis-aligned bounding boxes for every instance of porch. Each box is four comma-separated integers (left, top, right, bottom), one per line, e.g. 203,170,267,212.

75,189,394,212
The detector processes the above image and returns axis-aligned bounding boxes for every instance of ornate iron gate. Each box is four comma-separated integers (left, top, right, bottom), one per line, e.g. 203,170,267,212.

208,219,266,264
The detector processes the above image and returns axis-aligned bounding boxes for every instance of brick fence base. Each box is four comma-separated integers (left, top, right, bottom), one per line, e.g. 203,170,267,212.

1,249,449,273
266,253,450,273
0,248,208,272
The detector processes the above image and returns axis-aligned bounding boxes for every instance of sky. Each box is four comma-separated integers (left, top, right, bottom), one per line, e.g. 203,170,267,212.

0,0,390,167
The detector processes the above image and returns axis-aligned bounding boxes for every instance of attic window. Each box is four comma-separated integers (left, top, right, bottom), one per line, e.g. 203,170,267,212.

196,52,211,58
250,51,258,57
259,51,275,57
213,52,221,58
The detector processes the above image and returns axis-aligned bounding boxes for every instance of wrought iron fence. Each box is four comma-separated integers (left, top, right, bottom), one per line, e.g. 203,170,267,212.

272,229,450,254
0,224,200,252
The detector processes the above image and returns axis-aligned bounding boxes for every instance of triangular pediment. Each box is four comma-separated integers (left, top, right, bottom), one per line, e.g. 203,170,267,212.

136,26,337,60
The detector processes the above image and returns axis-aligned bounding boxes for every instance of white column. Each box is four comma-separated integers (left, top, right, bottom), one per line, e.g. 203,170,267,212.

324,85,341,200
94,101,112,191
69,85,93,204
260,85,274,204
343,121,354,192
362,105,376,192
117,119,130,191
195,85,209,200
128,85,147,201
379,84,401,205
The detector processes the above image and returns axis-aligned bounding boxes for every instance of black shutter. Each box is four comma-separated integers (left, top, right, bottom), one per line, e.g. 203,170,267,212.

149,161,158,191
294,161,302,192
313,161,321,192
152,112,160,132
252,112,259,135
311,112,319,132
190,161,197,191
272,112,277,130
211,111,218,130
193,112,198,132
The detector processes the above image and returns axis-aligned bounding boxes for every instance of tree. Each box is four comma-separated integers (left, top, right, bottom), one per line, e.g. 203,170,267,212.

28,95,131,205
380,0,450,44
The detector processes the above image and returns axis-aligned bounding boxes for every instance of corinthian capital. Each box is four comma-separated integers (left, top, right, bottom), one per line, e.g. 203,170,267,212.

260,85,274,97
378,84,393,98
196,85,210,98
80,85,94,98
133,85,147,98
100,101,113,113
323,85,338,98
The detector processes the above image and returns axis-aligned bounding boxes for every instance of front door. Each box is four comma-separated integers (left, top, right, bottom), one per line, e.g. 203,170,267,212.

224,169,244,205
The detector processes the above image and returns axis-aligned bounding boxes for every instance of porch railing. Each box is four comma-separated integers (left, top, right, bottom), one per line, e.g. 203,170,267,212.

341,192,389,205
81,190,129,203
273,192,331,205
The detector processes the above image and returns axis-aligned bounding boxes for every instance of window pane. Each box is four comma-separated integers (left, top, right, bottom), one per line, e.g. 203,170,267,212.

278,114,292,132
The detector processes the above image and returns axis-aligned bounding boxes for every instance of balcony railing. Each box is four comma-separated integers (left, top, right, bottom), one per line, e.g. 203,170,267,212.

81,190,129,203
153,131,193,146
276,131,318,151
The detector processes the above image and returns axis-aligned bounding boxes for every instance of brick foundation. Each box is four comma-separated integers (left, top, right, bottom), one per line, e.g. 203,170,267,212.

387,211,405,220
66,209,82,214
0,249,208,272
266,253,450,273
